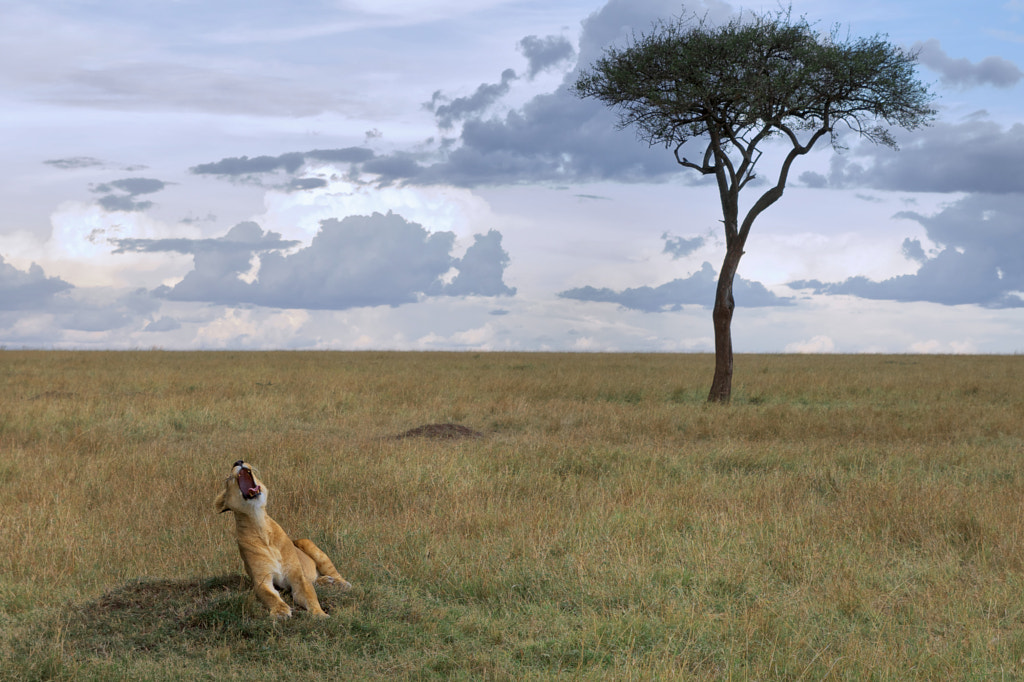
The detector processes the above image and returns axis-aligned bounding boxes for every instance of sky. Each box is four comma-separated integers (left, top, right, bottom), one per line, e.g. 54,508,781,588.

1,0,1023,353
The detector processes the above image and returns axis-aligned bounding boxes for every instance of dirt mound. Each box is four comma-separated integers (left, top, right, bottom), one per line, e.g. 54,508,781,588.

59,574,353,658
393,423,484,440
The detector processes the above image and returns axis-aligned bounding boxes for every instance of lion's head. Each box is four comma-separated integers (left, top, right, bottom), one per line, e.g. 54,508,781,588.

214,460,267,514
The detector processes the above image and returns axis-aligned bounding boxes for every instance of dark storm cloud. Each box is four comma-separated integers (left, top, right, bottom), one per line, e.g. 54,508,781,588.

915,39,1023,89
191,152,307,176
97,194,154,212
92,177,168,213
789,194,1024,308
827,119,1024,194
518,35,576,78
93,178,166,195
190,148,374,177
401,0,705,187
430,68,519,130
420,88,677,185
0,255,73,310
286,178,328,192
134,213,514,310
560,262,792,312
360,153,424,183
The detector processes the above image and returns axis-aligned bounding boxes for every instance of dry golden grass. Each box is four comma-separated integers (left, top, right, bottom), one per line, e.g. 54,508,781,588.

1,351,1023,679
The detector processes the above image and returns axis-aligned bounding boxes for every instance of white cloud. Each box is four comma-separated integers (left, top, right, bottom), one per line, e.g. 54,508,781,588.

194,307,311,349
41,202,194,288
910,339,979,354
257,170,499,251
785,335,836,353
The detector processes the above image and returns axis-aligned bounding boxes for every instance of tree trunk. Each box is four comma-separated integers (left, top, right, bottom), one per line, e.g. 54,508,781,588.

707,243,745,403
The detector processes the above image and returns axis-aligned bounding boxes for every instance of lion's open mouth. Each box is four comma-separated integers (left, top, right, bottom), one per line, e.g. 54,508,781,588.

237,467,261,500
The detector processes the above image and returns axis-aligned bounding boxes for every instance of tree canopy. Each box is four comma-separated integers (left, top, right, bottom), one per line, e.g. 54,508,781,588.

574,9,935,159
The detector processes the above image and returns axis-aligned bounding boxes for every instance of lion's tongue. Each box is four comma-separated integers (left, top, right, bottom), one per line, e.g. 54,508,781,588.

238,469,260,499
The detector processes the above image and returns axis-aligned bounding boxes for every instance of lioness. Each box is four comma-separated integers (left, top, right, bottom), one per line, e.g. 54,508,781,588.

215,460,351,618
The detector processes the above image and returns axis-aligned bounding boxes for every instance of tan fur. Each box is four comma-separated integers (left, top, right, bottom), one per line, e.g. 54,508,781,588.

214,461,351,618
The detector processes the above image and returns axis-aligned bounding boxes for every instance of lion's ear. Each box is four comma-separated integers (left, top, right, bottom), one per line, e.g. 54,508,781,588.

214,489,229,514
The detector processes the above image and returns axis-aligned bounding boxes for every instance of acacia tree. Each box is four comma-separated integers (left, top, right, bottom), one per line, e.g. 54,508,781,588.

574,9,935,402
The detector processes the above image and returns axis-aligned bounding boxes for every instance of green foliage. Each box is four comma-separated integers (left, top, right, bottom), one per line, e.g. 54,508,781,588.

574,8,935,155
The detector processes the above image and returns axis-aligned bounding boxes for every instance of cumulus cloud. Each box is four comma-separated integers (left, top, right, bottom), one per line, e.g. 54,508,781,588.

0,255,73,310
236,212,456,309
444,230,517,296
125,212,514,310
789,194,1024,308
559,261,792,312
915,39,1023,88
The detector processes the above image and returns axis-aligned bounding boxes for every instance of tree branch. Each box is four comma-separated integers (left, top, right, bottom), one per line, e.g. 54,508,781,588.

737,123,833,243
674,142,715,173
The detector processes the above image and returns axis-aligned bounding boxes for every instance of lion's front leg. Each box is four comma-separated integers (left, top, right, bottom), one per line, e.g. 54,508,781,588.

253,575,292,618
287,570,328,618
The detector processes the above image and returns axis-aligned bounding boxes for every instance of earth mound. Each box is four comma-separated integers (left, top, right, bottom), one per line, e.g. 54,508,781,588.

393,423,484,440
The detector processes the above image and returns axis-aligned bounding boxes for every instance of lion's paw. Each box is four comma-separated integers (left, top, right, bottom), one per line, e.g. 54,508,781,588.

316,576,352,590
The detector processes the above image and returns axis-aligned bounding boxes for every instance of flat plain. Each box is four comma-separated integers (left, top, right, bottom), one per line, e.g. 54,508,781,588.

1,351,1023,680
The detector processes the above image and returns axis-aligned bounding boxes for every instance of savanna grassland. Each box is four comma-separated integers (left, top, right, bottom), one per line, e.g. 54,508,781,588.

2,351,1024,680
